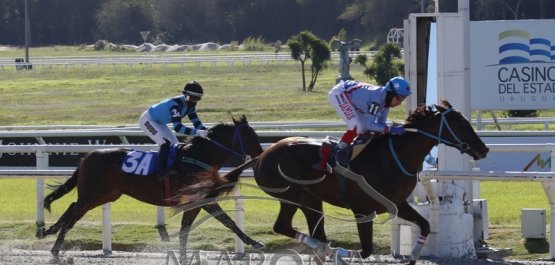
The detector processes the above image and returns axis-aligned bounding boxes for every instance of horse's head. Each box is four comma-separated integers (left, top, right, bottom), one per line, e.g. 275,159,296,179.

406,100,489,161
204,115,264,162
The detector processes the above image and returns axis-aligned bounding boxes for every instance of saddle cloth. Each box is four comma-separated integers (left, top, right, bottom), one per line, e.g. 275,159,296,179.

120,145,178,176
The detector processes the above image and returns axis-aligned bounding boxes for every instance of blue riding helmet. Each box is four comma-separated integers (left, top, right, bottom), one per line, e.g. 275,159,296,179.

385,77,412,96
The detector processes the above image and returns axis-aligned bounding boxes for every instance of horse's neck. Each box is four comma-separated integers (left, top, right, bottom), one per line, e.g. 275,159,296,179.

393,132,439,172
183,139,233,168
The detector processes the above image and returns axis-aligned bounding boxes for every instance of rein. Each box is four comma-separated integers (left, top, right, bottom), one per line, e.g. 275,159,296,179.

389,108,469,176
206,123,252,162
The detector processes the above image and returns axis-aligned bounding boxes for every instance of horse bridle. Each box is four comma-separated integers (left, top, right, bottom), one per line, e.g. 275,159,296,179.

390,107,471,176
206,123,252,162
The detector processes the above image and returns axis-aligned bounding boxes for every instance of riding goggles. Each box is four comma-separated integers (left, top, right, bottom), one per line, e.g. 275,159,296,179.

188,94,202,101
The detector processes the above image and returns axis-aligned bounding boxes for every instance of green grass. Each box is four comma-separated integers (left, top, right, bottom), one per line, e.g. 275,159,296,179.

0,178,551,259
1,47,554,259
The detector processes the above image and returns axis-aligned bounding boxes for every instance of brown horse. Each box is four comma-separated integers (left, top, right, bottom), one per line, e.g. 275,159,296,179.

36,116,264,263
174,100,489,265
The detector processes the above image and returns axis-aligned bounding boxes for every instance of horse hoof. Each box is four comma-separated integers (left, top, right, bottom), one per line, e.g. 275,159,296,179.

50,252,60,263
405,261,416,265
252,241,265,249
35,227,45,239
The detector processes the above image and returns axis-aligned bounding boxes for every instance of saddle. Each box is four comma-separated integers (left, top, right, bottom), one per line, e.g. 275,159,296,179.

313,133,372,171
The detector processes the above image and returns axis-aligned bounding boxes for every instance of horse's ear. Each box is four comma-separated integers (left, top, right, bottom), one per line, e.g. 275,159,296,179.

440,99,453,109
232,116,239,126
242,115,248,123
435,104,446,113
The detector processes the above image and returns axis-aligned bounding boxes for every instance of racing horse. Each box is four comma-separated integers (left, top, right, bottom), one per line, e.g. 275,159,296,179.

173,100,489,265
36,115,265,263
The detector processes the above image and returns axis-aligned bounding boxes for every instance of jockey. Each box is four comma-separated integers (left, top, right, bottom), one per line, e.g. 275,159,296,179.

139,81,208,180
328,76,412,168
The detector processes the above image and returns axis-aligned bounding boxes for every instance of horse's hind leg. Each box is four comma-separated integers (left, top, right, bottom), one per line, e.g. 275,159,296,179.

202,203,265,249
37,202,79,239
396,201,430,265
49,201,91,257
179,207,202,265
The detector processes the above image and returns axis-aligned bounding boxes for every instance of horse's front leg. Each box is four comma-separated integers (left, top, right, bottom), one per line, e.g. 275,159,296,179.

202,203,265,249
179,207,201,264
396,201,430,265
354,218,374,258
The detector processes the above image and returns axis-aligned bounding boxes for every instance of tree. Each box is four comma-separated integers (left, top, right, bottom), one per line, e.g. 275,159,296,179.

287,30,331,92
95,0,156,44
355,42,403,85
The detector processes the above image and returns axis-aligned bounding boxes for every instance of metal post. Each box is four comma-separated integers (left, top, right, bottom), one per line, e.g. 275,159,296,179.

24,0,30,64
35,146,48,228
544,146,555,258
102,203,112,254
234,188,245,253
157,206,165,226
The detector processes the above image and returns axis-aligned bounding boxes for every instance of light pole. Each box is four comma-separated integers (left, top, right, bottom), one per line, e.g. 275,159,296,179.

25,0,30,65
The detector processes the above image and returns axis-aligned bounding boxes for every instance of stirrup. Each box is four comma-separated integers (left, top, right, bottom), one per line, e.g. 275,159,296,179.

336,150,351,168
335,143,353,168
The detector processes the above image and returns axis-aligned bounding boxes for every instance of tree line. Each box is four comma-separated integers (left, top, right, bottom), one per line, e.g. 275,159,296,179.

1,0,554,47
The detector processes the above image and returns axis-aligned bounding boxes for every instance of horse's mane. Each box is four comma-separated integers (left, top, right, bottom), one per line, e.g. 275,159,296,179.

405,99,452,127
185,117,246,146
371,99,453,140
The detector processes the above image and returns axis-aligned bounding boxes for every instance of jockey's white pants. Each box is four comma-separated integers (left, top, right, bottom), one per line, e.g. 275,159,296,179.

328,83,367,135
139,110,179,146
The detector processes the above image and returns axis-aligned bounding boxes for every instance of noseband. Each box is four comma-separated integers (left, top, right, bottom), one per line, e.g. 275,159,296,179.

207,123,252,162
390,108,470,176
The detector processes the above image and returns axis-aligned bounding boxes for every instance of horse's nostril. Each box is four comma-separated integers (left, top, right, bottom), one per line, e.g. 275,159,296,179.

483,146,490,153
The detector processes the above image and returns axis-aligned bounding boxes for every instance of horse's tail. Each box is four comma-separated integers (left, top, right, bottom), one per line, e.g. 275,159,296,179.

172,157,258,206
43,165,80,213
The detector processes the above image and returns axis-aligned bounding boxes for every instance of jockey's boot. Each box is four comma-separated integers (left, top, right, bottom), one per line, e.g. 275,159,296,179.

335,141,352,169
156,139,171,181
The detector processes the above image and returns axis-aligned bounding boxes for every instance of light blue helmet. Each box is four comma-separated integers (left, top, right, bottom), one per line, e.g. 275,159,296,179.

385,76,412,97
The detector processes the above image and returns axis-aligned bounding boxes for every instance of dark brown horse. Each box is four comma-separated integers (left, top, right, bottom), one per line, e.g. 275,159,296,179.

174,100,489,265
253,100,489,265
36,116,264,263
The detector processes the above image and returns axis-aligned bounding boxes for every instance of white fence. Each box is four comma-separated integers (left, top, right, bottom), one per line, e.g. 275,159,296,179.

1,125,555,255
0,52,376,70
2,117,553,132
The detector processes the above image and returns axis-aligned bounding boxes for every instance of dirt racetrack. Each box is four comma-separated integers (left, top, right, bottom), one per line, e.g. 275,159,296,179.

1,248,554,265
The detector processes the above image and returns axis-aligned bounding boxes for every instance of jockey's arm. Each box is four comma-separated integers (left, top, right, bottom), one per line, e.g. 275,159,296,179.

170,105,196,136
366,109,390,133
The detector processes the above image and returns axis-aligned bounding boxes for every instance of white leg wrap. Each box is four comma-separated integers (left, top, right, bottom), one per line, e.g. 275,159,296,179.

295,233,320,250
409,234,427,261
325,247,356,259
324,247,352,265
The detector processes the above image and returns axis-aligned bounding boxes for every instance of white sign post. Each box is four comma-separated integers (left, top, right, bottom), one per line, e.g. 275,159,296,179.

140,31,150,44
140,31,150,55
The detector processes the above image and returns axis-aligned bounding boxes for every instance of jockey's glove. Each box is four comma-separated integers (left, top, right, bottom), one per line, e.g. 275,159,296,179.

196,130,208,137
389,125,406,135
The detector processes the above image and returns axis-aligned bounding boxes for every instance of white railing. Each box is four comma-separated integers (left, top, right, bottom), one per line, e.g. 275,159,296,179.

1,117,552,132
2,128,555,255
0,52,376,70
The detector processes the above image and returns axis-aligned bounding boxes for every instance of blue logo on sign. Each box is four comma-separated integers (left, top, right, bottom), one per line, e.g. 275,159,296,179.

499,29,555,64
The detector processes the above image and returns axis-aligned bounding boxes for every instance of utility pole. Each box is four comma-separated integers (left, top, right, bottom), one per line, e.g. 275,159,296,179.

24,0,30,65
